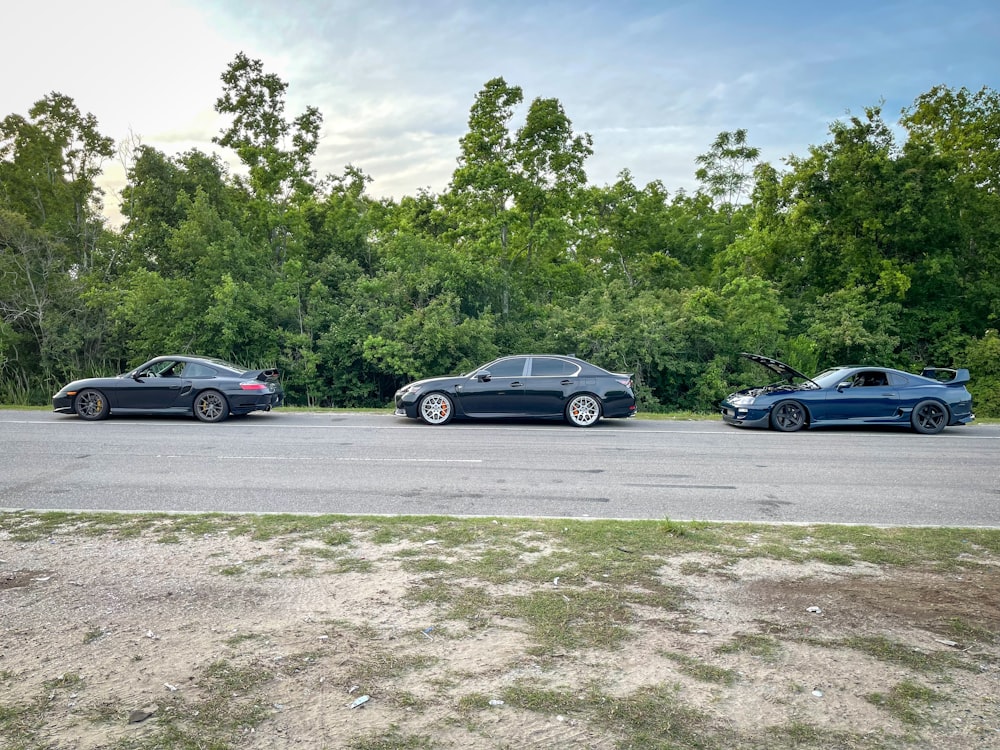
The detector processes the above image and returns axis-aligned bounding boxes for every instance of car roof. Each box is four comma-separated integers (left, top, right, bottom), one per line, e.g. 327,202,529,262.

150,355,244,371
488,354,624,375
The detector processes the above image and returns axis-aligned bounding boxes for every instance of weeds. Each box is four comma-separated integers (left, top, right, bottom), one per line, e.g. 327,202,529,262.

865,680,943,725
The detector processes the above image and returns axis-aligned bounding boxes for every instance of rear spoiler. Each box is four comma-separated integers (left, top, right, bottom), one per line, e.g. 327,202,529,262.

247,368,281,382
920,368,970,386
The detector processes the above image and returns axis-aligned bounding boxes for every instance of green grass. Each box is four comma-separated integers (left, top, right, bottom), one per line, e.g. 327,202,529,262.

864,680,944,725
662,652,740,685
714,633,782,660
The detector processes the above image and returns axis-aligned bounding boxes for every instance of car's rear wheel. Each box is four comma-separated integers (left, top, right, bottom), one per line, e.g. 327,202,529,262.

911,399,947,434
771,400,806,432
194,390,230,423
565,394,601,427
75,388,110,421
418,393,453,425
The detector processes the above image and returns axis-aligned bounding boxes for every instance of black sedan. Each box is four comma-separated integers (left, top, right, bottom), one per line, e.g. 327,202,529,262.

53,355,282,423
720,353,975,434
394,355,637,427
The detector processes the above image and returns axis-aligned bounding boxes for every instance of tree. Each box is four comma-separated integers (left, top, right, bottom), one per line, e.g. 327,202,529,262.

446,78,593,313
0,94,116,394
214,53,323,262
215,52,321,203
0,92,114,269
695,129,760,221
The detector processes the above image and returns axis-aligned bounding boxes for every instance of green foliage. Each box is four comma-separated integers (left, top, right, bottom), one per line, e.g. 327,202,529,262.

965,329,1000,416
1,72,998,416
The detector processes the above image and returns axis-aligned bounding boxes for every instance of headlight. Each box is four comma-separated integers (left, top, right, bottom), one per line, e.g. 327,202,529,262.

729,395,756,407
397,384,423,397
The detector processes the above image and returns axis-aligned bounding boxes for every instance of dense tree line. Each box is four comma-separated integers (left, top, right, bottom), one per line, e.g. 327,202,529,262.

2,55,998,416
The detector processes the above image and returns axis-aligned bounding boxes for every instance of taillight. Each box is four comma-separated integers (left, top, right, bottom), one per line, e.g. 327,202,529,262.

617,378,632,388
240,381,267,391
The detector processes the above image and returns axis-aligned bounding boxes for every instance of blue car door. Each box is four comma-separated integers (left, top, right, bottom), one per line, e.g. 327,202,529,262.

834,370,899,420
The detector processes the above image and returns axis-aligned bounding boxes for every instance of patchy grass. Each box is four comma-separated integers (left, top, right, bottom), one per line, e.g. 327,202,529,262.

864,680,944,726
2,510,999,749
662,652,740,685
841,635,979,673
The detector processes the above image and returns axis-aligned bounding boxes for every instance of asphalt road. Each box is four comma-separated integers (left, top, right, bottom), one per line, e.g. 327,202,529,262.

2,410,998,527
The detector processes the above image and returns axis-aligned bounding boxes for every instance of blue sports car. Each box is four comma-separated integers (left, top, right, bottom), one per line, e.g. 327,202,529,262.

720,353,974,434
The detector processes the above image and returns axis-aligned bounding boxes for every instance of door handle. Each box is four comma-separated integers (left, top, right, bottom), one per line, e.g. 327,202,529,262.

561,380,574,385
510,381,523,387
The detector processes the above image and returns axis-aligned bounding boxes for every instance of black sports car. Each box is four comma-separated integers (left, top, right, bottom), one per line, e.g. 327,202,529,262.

394,354,637,427
53,355,282,423
720,353,975,434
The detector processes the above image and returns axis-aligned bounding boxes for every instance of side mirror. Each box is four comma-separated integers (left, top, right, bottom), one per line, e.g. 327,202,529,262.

475,370,492,382
837,381,852,391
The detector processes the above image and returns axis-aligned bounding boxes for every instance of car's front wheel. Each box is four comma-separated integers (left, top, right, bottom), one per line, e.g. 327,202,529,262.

75,388,110,421
194,390,230,423
565,394,601,427
771,400,806,432
418,393,453,425
911,399,947,434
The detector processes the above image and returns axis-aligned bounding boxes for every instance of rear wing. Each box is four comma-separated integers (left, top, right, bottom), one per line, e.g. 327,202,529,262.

920,367,970,386
245,368,281,383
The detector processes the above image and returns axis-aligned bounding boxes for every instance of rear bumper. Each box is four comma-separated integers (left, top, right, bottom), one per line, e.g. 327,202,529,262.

228,393,276,415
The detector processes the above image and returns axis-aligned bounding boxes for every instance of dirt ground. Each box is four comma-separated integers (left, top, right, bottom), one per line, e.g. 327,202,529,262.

2,529,998,749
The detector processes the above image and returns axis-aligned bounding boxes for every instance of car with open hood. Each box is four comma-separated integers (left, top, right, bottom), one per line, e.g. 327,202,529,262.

394,354,637,427
720,353,974,434
53,355,282,423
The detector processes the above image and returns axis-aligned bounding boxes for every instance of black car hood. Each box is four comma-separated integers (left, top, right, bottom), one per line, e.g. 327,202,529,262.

740,353,818,387
408,375,463,389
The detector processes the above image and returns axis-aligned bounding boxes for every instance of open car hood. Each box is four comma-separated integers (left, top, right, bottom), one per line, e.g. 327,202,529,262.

740,353,818,387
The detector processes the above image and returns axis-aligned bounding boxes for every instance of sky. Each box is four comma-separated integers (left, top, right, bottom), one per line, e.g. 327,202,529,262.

4,0,999,225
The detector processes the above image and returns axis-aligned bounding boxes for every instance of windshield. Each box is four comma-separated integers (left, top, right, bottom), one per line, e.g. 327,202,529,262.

810,367,854,389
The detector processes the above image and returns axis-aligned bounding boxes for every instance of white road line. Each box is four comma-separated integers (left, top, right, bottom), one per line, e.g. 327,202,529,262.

157,455,482,463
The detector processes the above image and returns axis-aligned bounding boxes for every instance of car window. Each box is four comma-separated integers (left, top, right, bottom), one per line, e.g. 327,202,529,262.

852,371,889,387
185,363,217,378
483,358,528,377
530,357,579,376
148,360,181,377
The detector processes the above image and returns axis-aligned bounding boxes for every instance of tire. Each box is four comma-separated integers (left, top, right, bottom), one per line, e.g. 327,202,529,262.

565,394,601,427
74,388,110,421
194,390,230,423
911,399,947,435
418,393,453,425
770,400,806,432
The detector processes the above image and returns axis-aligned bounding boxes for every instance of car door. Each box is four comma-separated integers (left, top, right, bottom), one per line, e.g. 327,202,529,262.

454,357,529,416
833,370,899,420
522,357,580,416
118,360,190,410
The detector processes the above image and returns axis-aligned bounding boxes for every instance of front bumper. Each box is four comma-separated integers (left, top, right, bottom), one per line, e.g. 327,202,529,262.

52,394,75,414
394,393,419,419
720,404,771,428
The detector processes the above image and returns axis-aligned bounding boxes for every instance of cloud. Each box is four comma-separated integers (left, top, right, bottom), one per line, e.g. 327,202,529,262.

6,0,999,224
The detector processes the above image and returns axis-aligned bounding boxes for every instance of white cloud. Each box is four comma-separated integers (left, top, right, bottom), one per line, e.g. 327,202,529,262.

5,0,998,224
